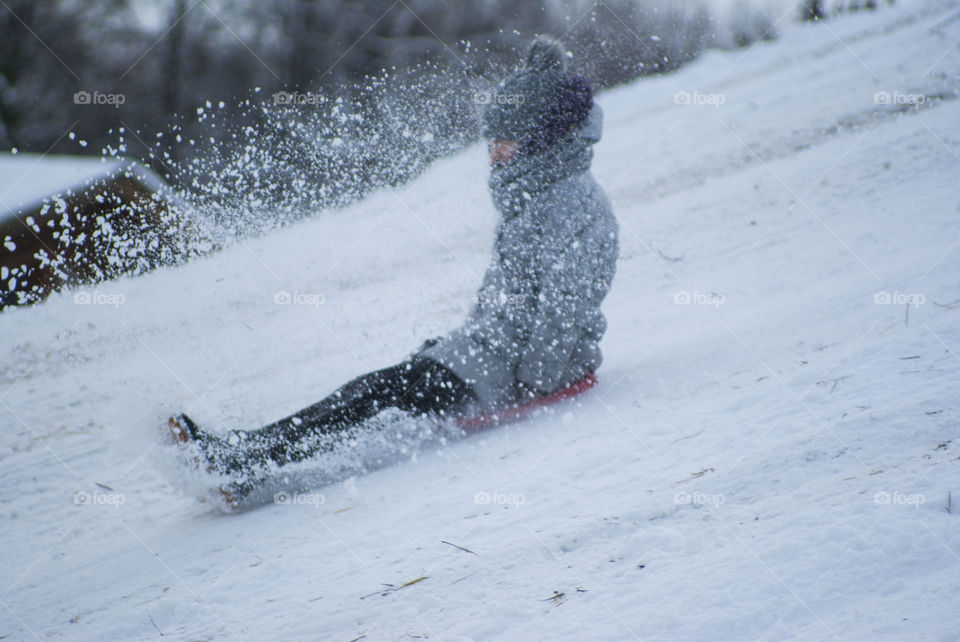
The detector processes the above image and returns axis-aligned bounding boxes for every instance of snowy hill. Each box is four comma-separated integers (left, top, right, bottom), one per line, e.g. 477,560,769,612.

2,2,959,639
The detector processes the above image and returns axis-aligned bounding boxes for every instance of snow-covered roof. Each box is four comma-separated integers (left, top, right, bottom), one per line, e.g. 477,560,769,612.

0,153,166,225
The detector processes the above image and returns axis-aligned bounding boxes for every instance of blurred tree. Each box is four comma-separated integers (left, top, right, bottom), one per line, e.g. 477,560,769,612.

0,0,93,149
801,0,825,21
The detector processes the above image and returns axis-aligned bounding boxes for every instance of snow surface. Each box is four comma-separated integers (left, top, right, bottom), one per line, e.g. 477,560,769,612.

2,2,960,639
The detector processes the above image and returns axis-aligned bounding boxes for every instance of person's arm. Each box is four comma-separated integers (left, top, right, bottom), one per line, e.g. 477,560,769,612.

514,192,593,394
514,251,587,394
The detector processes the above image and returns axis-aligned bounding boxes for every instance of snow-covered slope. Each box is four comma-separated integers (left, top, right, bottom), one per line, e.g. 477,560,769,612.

3,2,959,639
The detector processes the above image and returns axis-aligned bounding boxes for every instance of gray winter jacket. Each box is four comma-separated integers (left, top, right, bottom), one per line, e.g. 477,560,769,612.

419,104,618,411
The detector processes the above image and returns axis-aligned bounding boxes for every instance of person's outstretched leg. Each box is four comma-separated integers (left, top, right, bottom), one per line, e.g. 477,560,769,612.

179,356,475,475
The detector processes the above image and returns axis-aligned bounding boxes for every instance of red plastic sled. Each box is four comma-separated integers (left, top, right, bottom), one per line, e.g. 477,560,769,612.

456,371,598,430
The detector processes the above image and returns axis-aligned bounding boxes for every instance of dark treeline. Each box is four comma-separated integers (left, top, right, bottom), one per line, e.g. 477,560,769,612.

0,0,897,212
1,0,896,192
0,1,774,177
0,0,898,306
0,0,888,236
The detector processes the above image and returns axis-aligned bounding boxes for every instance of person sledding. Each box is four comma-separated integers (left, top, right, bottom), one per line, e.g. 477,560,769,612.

170,36,619,507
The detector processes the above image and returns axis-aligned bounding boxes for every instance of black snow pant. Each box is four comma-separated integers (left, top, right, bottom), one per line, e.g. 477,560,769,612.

211,356,476,474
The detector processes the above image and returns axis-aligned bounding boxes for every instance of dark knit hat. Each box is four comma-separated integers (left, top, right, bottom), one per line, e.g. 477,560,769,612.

483,36,569,141
483,36,594,154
